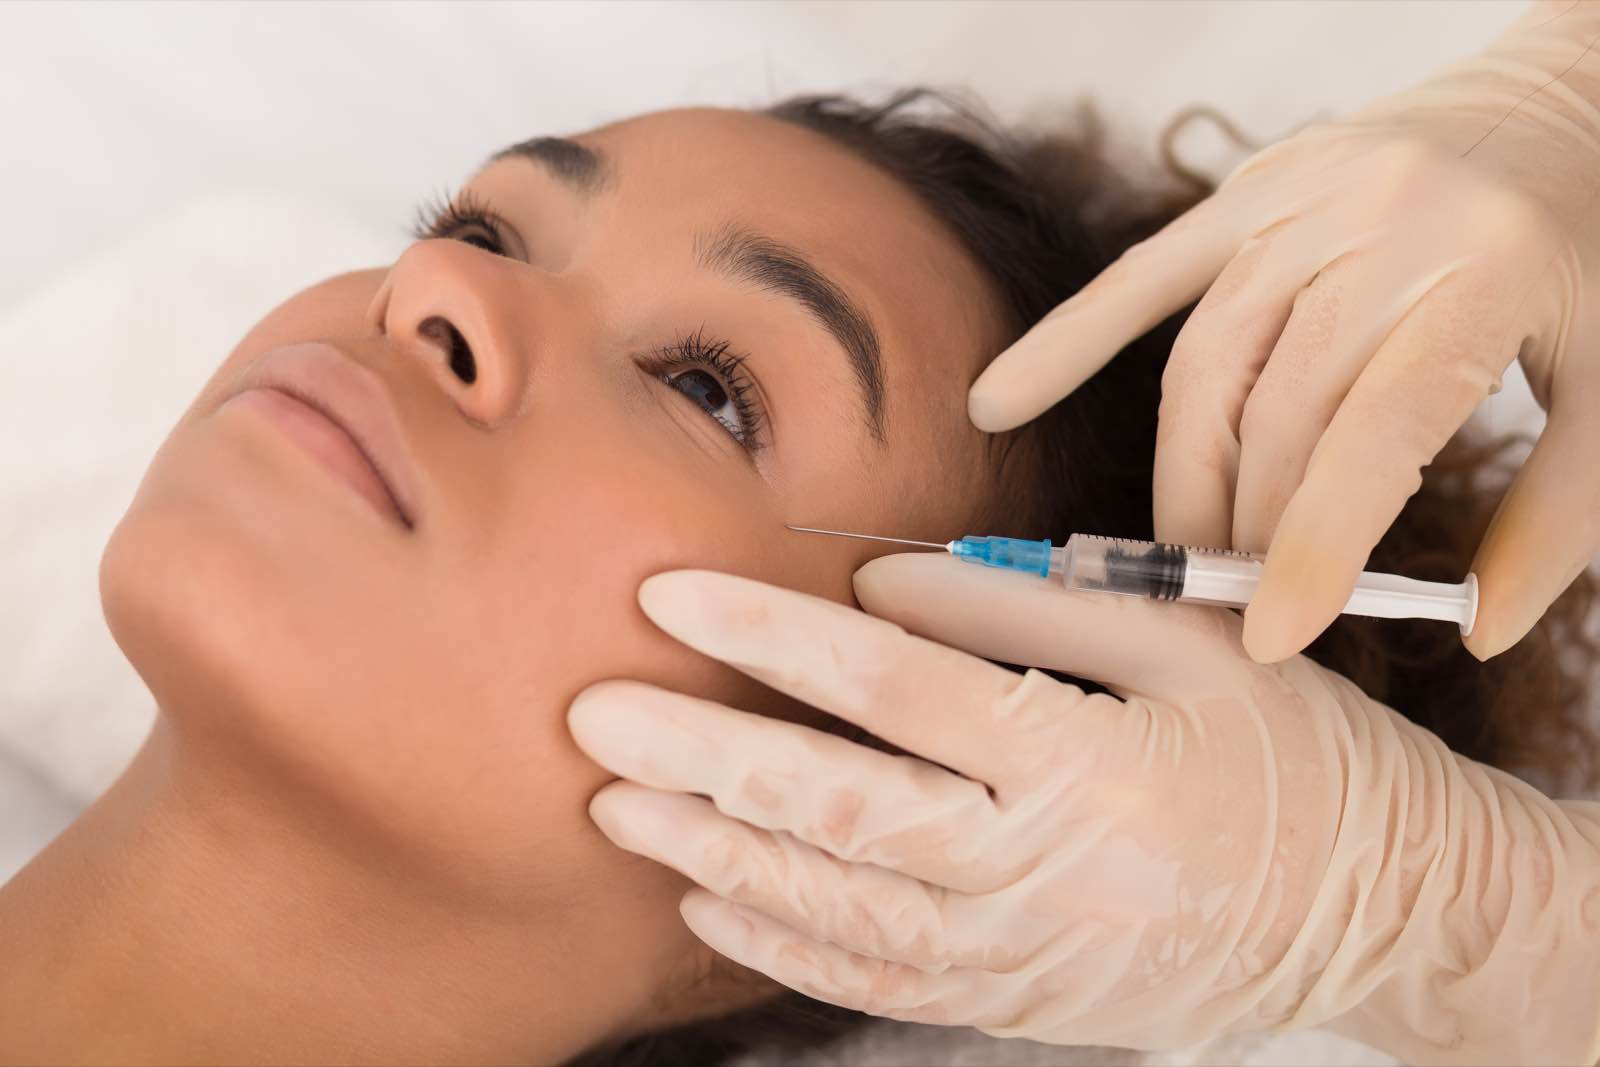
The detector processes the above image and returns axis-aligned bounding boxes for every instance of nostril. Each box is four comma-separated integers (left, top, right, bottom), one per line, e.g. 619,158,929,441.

418,315,478,385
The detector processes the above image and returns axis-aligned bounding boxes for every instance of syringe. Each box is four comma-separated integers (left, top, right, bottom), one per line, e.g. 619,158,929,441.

787,526,1478,635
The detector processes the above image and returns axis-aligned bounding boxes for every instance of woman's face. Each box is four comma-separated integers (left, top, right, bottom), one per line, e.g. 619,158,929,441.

100,106,1003,1024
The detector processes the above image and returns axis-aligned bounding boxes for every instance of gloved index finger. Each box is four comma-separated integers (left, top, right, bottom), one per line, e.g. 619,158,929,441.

967,196,1241,433
636,568,1075,790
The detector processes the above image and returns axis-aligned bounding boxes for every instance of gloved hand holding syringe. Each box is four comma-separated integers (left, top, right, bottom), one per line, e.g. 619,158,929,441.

788,525,1479,634
967,0,1600,664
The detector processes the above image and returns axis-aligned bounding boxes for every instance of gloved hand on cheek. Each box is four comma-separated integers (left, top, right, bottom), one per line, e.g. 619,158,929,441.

569,553,1600,1065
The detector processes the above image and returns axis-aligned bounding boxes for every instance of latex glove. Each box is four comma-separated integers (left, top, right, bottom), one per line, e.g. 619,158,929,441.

568,558,1600,1065
968,1,1600,664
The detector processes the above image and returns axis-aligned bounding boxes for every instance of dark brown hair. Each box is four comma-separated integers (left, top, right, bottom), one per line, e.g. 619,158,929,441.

565,88,1599,1067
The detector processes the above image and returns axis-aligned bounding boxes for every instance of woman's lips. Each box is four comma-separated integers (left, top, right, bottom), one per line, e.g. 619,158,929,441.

224,386,411,528
219,341,421,531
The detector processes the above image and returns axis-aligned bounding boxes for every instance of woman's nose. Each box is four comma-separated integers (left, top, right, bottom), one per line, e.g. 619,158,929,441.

364,239,533,428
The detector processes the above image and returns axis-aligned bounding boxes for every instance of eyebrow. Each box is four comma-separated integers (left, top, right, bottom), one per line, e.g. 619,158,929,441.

487,136,610,195
696,223,886,441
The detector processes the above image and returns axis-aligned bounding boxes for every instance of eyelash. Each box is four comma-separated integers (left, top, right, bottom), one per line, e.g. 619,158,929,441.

409,187,515,252
408,190,768,453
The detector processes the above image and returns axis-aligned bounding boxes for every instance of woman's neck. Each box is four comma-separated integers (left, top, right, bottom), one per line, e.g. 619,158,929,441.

0,719,658,1065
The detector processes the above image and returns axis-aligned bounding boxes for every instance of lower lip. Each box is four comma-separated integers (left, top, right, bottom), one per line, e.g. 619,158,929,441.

223,386,409,528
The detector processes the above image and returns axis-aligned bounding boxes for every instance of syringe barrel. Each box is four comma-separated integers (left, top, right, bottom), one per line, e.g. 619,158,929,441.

1057,535,1213,601
1056,535,1262,605
1056,534,1476,634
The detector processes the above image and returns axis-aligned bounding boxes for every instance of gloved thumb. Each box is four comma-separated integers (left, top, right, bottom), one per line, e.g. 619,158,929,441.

852,552,1253,702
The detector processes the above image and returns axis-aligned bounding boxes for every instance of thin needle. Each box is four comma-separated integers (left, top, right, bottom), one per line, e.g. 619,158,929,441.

784,525,949,550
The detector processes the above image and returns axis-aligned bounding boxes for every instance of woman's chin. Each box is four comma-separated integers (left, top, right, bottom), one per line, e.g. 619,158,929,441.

95,432,415,767
94,448,559,897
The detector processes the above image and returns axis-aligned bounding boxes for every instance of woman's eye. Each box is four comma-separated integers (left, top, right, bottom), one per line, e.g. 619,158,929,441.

457,230,503,254
663,368,744,438
647,331,767,453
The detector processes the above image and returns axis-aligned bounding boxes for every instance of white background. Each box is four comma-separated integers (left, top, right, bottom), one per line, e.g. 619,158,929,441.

0,0,1522,309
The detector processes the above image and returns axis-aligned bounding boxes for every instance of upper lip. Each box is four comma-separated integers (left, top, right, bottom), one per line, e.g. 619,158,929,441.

231,343,421,528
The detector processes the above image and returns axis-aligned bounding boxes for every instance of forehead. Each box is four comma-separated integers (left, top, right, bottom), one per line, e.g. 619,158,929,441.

587,107,998,346
487,107,1003,461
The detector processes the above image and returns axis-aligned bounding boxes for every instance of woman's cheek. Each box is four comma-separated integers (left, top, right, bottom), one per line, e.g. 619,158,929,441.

411,460,779,886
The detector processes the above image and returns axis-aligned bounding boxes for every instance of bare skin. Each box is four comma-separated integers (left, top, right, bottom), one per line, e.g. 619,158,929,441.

0,108,1007,1064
